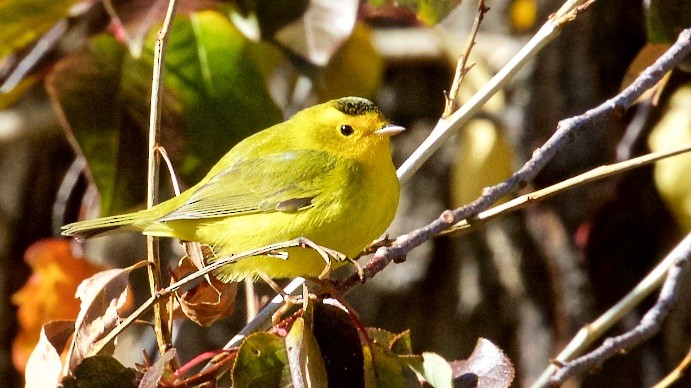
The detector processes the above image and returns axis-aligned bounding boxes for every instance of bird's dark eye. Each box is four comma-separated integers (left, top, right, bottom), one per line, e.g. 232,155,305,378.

340,125,355,136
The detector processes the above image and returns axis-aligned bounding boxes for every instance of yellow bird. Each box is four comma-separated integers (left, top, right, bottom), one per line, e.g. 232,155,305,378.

62,97,403,282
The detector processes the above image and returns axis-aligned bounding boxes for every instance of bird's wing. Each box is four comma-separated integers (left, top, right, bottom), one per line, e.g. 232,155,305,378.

157,150,336,221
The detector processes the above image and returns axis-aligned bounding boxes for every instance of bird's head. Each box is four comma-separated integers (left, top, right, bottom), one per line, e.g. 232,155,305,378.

294,97,404,162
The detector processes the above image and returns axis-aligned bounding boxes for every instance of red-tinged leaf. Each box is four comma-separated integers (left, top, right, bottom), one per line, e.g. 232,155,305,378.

45,34,154,216
0,0,78,58
24,320,75,388
231,332,289,387
285,317,328,387
449,338,515,388
61,355,138,388
105,0,218,57
138,348,176,388
68,261,146,369
12,239,107,373
273,0,359,66
171,256,237,326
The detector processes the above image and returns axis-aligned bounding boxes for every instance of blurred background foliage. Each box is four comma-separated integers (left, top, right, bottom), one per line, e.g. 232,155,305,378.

1,0,690,386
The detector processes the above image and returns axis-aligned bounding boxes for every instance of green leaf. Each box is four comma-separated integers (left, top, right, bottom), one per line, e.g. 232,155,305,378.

285,317,329,387
48,10,281,215
411,353,453,388
62,355,138,388
366,0,461,25
232,332,289,388
144,10,282,182
46,35,150,216
0,0,78,58
366,328,413,355
368,343,420,388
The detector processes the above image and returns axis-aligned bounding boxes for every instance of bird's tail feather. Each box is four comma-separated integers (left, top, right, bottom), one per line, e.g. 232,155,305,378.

61,212,149,239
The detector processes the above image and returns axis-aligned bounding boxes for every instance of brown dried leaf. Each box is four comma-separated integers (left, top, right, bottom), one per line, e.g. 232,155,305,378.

172,256,237,326
24,320,75,388
68,261,146,370
449,338,515,388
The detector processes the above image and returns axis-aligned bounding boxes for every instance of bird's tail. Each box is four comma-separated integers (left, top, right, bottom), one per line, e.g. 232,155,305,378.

61,210,153,239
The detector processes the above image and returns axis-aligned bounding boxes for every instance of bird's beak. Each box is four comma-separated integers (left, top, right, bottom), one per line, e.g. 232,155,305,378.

374,124,405,137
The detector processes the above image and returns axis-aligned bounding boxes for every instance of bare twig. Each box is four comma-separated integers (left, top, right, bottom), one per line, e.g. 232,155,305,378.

147,0,178,361
443,0,490,117
337,27,691,292
396,0,593,185
90,241,318,356
545,233,691,386
439,142,691,236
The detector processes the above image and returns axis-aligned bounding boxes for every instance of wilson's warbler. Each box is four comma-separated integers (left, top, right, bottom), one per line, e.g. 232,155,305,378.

62,97,403,282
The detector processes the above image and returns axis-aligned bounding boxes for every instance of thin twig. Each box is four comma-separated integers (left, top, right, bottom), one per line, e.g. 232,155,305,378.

545,233,691,386
147,0,178,361
443,0,489,117
439,142,691,236
396,0,592,185
337,27,691,293
91,240,325,355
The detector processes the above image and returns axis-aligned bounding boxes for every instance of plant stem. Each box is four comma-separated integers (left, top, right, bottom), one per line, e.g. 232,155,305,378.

147,0,179,362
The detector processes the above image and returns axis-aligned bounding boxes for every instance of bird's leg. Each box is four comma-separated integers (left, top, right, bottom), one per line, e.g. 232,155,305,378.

294,237,348,280
256,272,303,324
345,256,365,282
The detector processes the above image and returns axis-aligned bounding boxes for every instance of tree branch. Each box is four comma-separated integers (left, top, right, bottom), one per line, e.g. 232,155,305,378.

546,233,691,386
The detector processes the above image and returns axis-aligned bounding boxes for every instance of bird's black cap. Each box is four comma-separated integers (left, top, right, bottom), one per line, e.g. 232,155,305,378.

333,97,380,116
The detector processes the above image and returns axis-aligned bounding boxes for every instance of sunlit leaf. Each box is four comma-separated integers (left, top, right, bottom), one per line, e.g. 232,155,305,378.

367,0,461,25
0,0,78,58
510,0,537,33
273,0,358,66
12,240,106,373
406,352,453,388
450,119,513,208
448,338,515,388
24,320,74,388
285,317,328,387
62,355,138,388
49,10,281,215
232,332,288,387
144,11,282,182
648,84,691,231
315,23,384,102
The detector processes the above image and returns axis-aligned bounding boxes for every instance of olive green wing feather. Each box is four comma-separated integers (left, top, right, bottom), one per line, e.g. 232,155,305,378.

157,150,336,221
